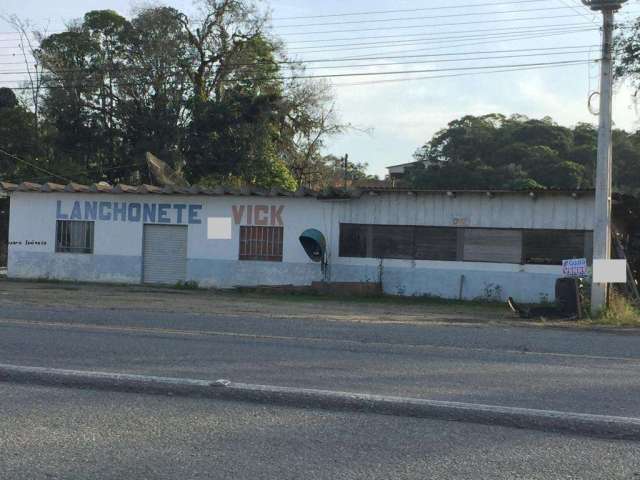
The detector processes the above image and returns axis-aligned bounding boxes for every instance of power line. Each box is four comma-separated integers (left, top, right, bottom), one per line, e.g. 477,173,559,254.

271,0,553,20
0,35,598,84
331,59,593,87
273,5,576,29
307,29,603,60
0,49,596,76
0,59,598,89
0,28,601,67
0,0,586,32
0,44,597,72
0,20,605,52
0,10,610,48
274,13,601,36
284,21,595,44
284,26,597,52
0,148,72,183
283,27,598,55
555,0,598,23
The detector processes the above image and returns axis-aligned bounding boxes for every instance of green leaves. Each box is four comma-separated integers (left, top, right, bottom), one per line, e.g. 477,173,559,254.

408,114,640,194
3,2,341,189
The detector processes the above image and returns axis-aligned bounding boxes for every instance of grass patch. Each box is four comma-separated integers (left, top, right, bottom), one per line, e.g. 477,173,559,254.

231,287,506,312
594,293,640,326
174,280,200,290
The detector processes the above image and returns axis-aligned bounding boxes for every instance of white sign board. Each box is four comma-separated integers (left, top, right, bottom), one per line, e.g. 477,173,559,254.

562,258,588,277
207,217,232,240
593,259,627,283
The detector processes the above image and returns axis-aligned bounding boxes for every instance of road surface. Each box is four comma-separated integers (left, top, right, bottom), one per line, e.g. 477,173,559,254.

0,303,639,416
2,382,640,480
1,291,640,479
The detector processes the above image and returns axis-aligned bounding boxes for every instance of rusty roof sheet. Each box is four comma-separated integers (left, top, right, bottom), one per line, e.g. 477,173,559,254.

0,181,594,199
0,181,321,198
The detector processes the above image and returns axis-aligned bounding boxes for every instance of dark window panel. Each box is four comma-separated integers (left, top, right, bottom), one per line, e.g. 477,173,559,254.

463,229,523,263
414,227,458,261
339,223,370,258
523,230,586,265
372,225,414,259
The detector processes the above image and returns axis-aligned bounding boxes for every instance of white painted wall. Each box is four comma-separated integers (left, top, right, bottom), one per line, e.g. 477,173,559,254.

7,190,594,302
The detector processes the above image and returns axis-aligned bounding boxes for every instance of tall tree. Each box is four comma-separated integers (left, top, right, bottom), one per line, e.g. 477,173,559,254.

15,1,346,189
406,114,640,194
0,88,43,181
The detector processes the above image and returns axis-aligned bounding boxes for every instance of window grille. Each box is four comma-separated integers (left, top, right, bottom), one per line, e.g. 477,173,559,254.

239,226,283,262
55,220,94,254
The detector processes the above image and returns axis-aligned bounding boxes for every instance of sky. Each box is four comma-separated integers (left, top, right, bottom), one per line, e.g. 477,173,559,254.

3,0,640,177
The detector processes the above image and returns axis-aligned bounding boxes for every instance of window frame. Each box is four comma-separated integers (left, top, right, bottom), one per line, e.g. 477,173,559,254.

55,219,95,254
338,223,592,266
461,228,523,265
238,225,284,262
521,229,590,266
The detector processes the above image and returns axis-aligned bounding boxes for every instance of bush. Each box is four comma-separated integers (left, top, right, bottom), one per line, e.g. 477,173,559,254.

175,280,199,290
598,293,640,326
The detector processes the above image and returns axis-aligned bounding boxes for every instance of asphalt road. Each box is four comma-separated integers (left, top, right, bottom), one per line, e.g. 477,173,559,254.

2,382,639,480
1,304,640,417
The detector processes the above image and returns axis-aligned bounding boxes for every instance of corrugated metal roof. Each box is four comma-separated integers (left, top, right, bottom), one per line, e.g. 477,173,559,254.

0,181,320,198
0,181,594,199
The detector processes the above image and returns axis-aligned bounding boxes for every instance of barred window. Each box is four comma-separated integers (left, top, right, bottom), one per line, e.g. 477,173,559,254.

522,230,590,265
55,220,94,254
339,223,458,261
239,226,283,262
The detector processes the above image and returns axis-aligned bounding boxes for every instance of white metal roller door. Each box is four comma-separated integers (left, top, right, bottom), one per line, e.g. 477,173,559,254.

142,225,187,284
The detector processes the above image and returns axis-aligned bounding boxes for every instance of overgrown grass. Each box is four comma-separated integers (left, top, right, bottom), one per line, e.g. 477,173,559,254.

232,287,506,311
174,280,200,290
595,293,640,326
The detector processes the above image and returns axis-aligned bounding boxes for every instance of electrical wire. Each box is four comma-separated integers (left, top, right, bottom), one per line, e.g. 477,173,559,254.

284,21,596,45
0,49,597,76
555,0,598,23
284,29,598,56
274,13,601,37
273,5,576,29
283,26,597,52
0,59,597,89
271,0,554,20
331,59,593,87
0,148,72,183
0,10,608,49
0,19,603,53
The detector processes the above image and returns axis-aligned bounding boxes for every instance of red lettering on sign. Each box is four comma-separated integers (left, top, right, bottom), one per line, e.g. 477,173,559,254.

254,205,269,226
246,206,253,225
232,205,245,225
231,204,285,226
271,205,284,226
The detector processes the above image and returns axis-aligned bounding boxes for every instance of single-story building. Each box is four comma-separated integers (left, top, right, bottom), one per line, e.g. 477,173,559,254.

1,182,594,303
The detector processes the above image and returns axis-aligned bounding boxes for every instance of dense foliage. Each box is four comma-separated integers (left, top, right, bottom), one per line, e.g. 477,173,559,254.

0,1,349,190
405,114,640,195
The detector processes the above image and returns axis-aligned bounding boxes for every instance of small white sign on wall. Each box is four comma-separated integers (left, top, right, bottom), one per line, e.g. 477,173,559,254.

562,258,587,277
593,259,627,284
207,217,232,240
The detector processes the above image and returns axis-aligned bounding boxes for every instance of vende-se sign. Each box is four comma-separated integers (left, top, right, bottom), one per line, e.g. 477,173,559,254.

562,258,588,277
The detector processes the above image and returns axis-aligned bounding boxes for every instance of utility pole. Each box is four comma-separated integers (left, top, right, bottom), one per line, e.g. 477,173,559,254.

343,153,349,189
582,0,627,312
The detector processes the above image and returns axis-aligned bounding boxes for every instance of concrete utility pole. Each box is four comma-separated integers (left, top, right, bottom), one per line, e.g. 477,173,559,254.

343,153,349,189
582,0,627,312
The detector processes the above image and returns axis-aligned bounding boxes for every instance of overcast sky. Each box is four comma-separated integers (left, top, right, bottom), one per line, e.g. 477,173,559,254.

3,0,640,177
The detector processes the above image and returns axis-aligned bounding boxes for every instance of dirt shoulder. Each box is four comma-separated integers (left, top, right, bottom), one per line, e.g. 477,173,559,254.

0,278,513,325
0,279,636,331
